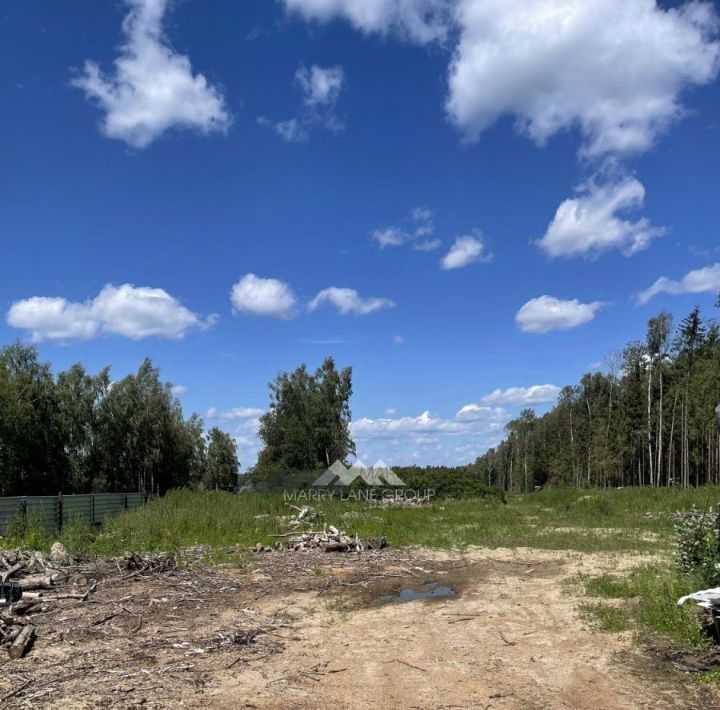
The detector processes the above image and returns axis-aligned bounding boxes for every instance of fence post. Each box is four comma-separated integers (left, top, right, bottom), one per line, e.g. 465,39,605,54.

58,492,63,534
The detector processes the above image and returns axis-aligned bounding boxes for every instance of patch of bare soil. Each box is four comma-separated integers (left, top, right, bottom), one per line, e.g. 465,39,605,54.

1,547,718,709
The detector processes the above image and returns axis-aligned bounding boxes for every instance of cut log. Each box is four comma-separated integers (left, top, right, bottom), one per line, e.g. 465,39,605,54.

17,575,54,590
7,624,35,660
21,591,42,600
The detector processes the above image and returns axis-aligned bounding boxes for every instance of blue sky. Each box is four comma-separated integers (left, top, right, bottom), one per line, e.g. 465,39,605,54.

1,0,719,468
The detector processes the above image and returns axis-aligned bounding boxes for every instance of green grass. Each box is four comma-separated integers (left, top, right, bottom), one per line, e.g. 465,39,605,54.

579,603,631,632
5,485,720,558
579,565,712,649
95,487,696,555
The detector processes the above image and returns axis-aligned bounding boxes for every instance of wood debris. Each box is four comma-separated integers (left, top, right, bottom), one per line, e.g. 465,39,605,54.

256,504,389,553
119,552,176,575
270,525,387,553
285,504,322,526
0,549,175,661
0,549,74,659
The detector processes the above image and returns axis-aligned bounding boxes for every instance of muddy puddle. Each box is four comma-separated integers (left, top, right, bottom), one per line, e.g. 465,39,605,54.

379,583,456,603
341,556,564,610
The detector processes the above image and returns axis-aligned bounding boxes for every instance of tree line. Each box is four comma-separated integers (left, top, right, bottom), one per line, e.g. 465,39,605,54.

0,343,239,496
474,301,720,491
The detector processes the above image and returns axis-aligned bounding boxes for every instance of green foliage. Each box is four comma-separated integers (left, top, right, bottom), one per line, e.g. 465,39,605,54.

203,428,240,490
59,484,720,559
2,507,51,550
579,603,630,632
394,467,506,500
59,516,97,557
3,508,28,540
90,359,205,494
672,506,720,586
253,357,355,480
585,573,636,599
0,343,208,495
475,304,720,491
249,467,321,492
0,343,66,495
93,489,290,555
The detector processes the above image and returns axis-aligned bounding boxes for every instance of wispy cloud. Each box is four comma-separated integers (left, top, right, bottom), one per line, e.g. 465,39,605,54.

309,288,395,316
260,64,345,142
372,206,440,251
206,406,265,421
636,262,720,305
282,0,451,44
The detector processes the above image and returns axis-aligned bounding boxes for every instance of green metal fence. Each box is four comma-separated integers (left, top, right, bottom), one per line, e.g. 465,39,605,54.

0,493,148,536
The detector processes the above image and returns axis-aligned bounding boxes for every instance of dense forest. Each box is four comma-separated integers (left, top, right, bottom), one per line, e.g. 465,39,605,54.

0,343,239,496
474,302,720,491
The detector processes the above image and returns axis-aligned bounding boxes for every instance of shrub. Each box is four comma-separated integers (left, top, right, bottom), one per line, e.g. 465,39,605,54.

672,506,720,587
60,516,97,557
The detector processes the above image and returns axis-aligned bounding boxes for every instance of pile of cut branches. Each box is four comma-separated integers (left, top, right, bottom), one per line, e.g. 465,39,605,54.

270,525,387,553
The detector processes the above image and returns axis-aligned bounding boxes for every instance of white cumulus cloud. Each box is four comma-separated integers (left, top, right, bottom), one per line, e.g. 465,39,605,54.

480,384,561,407
447,0,720,158
636,262,720,306
537,177,664,259
516,295,605,334
285,0,720,158
7,284,212,342
230,274,298,319
309,288,395,315
440,233,489,270
282,0,451,43
72,0,230,149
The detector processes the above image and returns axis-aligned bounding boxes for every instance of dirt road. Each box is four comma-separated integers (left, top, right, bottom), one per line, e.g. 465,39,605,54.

2,546,717,709
213,547,717,710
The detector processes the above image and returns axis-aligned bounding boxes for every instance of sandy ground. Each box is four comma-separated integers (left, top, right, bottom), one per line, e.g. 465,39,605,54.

1,546,718,709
